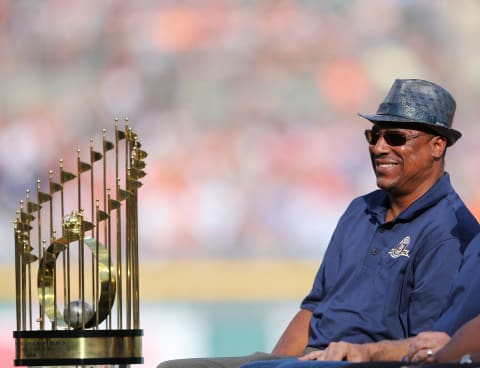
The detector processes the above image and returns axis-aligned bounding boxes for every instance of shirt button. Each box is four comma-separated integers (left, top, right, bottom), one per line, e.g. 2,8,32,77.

371,248,378,255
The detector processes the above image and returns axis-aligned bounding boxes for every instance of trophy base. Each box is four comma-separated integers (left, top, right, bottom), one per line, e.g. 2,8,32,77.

14,329,143,366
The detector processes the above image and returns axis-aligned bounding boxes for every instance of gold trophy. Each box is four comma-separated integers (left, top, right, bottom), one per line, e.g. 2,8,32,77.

13,118,146,367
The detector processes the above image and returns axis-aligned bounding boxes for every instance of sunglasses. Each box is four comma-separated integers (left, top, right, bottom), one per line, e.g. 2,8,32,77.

364,129,429,146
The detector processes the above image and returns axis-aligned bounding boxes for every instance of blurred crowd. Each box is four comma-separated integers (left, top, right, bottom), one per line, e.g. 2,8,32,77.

2,0,480,261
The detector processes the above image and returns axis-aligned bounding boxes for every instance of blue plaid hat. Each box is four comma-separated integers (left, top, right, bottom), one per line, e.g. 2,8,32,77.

359,79,461,146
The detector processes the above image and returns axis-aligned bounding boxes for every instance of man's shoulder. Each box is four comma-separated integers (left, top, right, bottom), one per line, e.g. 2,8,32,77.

436,189,479,231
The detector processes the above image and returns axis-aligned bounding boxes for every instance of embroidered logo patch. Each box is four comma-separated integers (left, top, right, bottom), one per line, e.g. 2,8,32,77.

388,236,411,259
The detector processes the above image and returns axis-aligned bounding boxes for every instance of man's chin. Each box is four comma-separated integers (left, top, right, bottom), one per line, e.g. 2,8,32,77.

376,179,390,190
376,180,397,193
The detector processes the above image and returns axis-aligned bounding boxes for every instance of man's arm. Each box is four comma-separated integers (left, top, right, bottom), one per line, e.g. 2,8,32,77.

298,339,413,362
351,339,413,361
271,309,312,356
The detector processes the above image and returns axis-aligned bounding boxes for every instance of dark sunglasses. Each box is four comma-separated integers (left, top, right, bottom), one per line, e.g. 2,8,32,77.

364,129,429,146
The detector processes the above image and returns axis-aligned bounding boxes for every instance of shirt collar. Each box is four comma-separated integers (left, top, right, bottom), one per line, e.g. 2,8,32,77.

369,173,452,224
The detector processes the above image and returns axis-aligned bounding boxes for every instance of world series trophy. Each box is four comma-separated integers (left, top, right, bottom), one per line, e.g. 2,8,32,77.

13,118,146,367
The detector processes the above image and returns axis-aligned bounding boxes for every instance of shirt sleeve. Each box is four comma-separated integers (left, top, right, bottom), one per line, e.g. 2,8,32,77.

300,225,342,312
299,197,361,313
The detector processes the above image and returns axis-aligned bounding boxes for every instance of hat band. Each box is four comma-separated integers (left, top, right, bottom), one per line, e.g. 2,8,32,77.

377,102,445,127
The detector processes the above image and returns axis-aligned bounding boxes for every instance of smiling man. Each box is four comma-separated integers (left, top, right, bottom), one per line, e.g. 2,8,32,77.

157,79,480,368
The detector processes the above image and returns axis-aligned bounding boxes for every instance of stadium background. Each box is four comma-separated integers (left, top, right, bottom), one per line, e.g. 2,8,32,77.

2,0,480,366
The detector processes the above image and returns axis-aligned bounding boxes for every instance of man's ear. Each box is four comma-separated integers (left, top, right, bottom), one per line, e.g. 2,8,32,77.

431,136,448,159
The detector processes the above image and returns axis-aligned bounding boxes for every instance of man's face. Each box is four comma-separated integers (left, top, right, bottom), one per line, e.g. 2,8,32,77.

365,125,444,196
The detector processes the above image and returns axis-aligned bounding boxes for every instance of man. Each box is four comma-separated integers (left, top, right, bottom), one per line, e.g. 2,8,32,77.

157,79,480,368
237,230,480,368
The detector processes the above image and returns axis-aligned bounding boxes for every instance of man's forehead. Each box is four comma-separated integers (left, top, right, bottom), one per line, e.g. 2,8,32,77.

372,124,418,132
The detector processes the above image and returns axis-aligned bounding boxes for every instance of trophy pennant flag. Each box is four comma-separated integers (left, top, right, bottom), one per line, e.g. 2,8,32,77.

13,118,146,367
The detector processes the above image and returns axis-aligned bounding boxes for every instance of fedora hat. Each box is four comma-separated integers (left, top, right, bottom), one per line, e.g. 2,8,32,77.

358,79,461,146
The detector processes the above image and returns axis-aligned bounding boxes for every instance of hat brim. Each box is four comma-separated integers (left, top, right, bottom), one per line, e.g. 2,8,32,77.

358,113,462,146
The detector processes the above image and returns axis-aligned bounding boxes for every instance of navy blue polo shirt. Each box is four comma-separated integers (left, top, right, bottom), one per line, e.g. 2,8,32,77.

432,231,480,335
301,173,480,349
